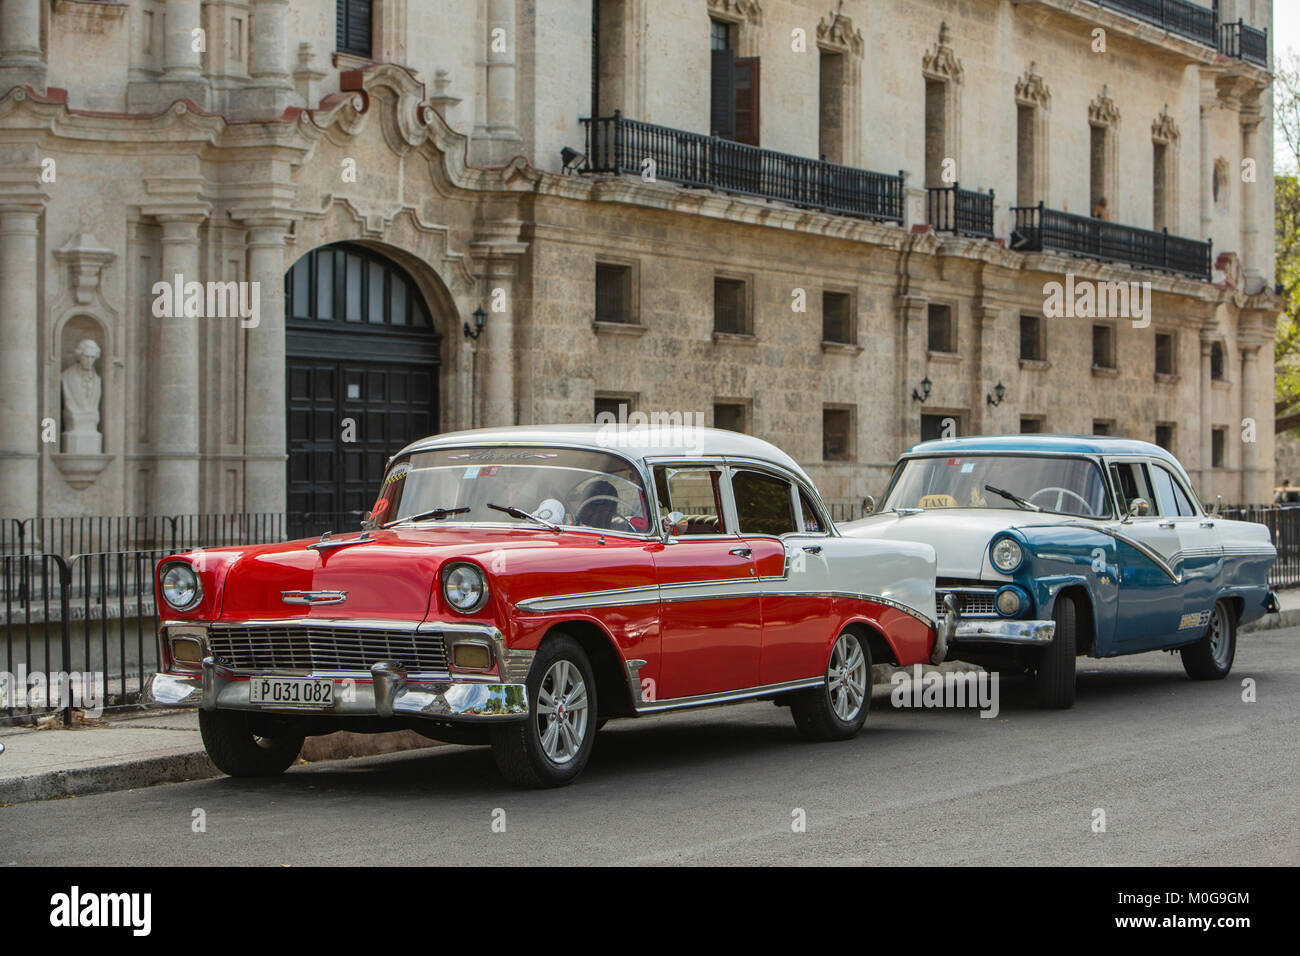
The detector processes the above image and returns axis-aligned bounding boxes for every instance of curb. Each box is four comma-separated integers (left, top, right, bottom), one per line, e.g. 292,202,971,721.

0,726,441,806
1241,609,1300,633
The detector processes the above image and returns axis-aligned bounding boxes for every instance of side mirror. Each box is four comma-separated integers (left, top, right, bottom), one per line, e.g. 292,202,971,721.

1123,497,1150,522
662,511,687,537
862,495,877,516
1211,495,1223,516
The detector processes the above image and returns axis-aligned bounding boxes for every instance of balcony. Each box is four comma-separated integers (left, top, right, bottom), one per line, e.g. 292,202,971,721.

579,112,906,223
1010,202,1212,280
926,183,995,239
1218,18,1269,68
1096,0,1215,46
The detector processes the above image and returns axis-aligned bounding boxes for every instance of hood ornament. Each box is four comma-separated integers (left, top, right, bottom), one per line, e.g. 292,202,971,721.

281,590,349,606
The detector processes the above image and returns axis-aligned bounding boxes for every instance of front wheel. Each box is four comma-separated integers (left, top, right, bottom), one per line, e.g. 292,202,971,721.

791,630,871,741
490,635,598,788
1034,594,1077,709
198,710,305,777
1180,601,1236,680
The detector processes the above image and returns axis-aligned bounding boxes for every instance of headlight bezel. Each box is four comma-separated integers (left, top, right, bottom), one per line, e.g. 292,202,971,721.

442,561,489,614
159,561,203,612
995,585,1029,618
989,535,1025,574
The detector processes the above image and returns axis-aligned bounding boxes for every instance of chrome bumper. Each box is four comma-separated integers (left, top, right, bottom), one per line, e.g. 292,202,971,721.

950,618,1055,645
143,658,528,722
1266,591,1281,614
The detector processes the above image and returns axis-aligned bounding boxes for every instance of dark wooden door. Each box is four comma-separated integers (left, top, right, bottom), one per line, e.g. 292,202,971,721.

284,243,440,527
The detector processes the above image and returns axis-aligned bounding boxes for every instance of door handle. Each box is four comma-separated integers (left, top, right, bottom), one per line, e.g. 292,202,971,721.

1158,520,1176,529
1200,521,1215,528
729,547,752,558
802,545,823,555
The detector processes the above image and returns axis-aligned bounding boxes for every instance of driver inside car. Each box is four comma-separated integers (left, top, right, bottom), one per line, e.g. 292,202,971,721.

571,478,622,530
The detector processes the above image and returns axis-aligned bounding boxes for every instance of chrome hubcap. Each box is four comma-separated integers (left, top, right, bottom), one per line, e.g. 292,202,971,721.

535,660,589,765
1208,604,1232,668
827,632,867,722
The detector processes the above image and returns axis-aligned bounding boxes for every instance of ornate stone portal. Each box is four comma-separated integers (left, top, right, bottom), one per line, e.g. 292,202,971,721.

61,337,103,454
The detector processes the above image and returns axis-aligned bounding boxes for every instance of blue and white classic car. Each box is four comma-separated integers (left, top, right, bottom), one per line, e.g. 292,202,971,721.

843,436,1278,708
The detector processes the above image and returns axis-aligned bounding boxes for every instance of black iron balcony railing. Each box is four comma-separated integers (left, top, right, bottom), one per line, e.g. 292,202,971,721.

580,112,906,223
1096,0,1215,47
926,183,995,239
1010,202,1212,280
1218,18,1269,67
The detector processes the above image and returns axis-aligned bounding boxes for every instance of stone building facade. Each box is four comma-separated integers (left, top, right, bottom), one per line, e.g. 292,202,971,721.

0,0,1282,521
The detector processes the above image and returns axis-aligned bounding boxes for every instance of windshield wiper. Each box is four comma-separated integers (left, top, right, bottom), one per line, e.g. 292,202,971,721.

486,502,561,532
384,506,471,528
984,484,1041,512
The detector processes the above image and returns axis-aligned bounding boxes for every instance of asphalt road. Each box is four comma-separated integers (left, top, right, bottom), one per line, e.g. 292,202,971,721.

3,626,1297,866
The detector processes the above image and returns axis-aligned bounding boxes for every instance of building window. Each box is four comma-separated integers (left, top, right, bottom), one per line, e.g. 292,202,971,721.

1092,324,1115,370
713,276,750,335
1210,341,1226,381
921,413,959,442
823,406,854,461
710,19,759,145
593,0,634,118
713,401,747,433
1014,67,1050,208
819,50,845,163
336,0,373,58
594,394,634,423
1020,314,1044,362
1020,416,1044,434
822,291,854,344
595,263,634,324
1088,91,1119,220
1211,427,1226,468
1155,332,1175,376
1155,423,1174,451
1153,139,1171,231
1093,420,1113,436
928,303,955,353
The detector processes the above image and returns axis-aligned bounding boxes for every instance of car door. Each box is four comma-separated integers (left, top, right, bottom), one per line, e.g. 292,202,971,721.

727,467,833,686
1149,460,1223,639
1105,458,1185,647
648,462,763,699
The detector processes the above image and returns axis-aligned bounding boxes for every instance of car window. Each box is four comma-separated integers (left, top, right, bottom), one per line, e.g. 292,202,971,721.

799,490,827,534
1150,464,1197,517
1110,461,1159,516
732,470,797,536
653,465,727,534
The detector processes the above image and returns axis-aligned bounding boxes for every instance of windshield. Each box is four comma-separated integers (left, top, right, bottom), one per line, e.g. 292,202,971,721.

367,445,653,534
885,455,1111,518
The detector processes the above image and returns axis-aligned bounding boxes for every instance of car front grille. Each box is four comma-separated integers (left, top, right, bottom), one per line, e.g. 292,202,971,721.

935,589,999,619
206,625,450,674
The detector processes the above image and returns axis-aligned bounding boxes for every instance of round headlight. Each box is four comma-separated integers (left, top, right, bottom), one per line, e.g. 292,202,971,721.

995,587,1023,617
443,563,488,613
160,562,202,611
990,537,1024,573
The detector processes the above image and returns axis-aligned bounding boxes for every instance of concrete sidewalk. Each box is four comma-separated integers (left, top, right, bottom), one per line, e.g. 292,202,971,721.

2,593,1295,806
0,709,441,805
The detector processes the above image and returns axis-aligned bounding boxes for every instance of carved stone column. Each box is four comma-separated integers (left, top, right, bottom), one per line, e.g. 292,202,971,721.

0,0,45,91
158,0,208,107
473,0,522,163
232,0,300,116
471,221,528,427
1239,105,1263,290
1199,334,1214,497
0,169,48,516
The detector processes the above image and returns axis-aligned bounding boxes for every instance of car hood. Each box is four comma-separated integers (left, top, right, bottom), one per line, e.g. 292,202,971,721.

841,509,1071,579
213,526,592,622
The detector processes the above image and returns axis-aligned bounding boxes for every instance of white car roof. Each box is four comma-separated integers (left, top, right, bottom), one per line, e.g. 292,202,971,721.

396,424,812,483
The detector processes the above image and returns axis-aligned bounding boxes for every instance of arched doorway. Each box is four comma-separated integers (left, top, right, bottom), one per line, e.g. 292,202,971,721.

284,242,441,525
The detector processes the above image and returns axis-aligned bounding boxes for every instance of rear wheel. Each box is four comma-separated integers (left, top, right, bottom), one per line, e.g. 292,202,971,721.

791,630,871,741
1180,601,1236,680
491,635,598,788
199,710,305,777
1034,595,1077,709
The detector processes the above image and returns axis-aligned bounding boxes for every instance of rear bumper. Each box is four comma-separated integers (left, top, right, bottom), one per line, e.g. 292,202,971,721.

1266,591,1281,614
143,659,528,722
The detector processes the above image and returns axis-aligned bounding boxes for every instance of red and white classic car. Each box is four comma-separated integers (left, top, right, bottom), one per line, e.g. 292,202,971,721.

146,425,945,787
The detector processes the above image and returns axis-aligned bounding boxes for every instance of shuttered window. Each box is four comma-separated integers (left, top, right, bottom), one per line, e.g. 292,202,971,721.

710,48,735,139
336,0,373,58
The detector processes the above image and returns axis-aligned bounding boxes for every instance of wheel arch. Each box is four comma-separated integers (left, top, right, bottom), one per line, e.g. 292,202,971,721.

1050,584,1096,655
538,619,635,720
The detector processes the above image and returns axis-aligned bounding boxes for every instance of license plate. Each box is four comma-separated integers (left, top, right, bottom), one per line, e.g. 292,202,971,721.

248,677,334,707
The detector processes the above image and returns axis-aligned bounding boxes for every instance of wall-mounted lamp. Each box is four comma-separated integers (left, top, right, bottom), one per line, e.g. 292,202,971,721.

986,381,1006,407
912,376,932,403
560,146,588,174
464,307,486,341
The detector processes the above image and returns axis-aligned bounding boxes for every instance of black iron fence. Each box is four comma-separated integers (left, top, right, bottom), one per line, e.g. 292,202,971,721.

926,183,995,239
1220,506,1300,590
581,112,906,223
1011,202,1212,280
1217,18,1269,67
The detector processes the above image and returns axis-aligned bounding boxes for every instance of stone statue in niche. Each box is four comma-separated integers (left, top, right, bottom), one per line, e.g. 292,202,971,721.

61,338,103,455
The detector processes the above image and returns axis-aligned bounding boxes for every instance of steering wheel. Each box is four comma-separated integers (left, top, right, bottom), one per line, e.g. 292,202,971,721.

1029,486,1092,514
575,495,626,528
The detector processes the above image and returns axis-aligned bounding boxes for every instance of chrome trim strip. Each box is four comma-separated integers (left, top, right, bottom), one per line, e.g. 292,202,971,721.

208,618,423,632
281,590,348,606
634,676,825,714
